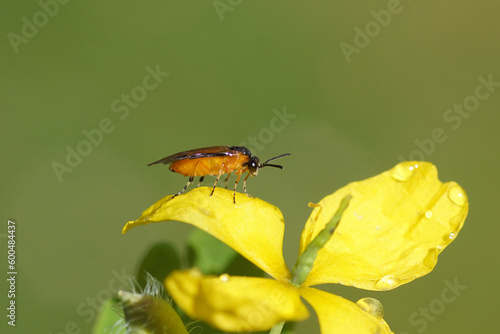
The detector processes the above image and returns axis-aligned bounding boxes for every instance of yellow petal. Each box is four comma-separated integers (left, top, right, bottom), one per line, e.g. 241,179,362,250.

165,269,309,332
300,162,468,290
299,287,393,334
123,187,290,280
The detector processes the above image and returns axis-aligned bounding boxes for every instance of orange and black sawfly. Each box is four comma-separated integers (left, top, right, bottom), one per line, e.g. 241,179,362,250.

148,146,290,203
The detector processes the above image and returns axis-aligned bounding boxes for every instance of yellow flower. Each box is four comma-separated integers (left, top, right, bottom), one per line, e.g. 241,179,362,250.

123,162,468,333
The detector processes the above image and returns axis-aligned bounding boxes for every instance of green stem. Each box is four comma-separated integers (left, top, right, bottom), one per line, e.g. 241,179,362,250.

269,321,285,334
290,195,352,286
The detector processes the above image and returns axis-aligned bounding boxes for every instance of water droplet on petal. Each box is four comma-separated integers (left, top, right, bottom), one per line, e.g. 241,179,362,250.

391,163,417,181
449,232,457,240
356,297,384,319
448,184,467,207
374,275,401,290
425,210,433,219
219,274,230,282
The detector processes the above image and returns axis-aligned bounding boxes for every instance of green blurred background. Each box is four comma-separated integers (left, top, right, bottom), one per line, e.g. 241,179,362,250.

1,1,499,333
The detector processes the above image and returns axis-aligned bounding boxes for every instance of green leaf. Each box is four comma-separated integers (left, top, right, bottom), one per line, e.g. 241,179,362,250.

188,228,237,274
225,252,266,278
91,297,124,334
136,242,181,289
282,321,296,334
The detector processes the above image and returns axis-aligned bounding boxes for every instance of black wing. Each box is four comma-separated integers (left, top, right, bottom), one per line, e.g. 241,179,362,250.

147,146,249,166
